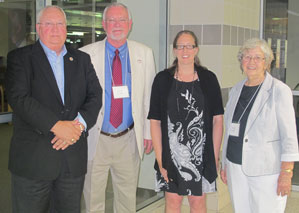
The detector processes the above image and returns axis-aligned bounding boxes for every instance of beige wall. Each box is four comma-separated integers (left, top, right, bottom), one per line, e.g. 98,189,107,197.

168,0,261,89
224,0,260,29
170,0,224,25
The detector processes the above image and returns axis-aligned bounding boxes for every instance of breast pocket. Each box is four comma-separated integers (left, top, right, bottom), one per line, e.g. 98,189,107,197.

256,104,279,141
266,139,280,143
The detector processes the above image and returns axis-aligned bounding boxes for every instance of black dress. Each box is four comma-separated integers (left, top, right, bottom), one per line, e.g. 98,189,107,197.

155,78,216,196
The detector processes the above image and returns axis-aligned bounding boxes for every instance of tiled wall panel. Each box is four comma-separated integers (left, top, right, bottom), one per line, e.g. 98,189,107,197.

168,0,260,92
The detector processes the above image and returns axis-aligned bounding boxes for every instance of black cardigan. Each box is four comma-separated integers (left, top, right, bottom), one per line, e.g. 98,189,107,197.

148,65,224,183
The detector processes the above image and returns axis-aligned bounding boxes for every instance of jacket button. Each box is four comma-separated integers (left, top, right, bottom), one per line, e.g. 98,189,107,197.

245,139,248,142
35,129,42,135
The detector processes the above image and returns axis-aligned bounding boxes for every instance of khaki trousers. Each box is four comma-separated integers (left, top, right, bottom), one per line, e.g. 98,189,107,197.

83,129,141,213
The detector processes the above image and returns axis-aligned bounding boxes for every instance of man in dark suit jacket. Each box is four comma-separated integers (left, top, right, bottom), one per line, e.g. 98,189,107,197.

5,5,102,213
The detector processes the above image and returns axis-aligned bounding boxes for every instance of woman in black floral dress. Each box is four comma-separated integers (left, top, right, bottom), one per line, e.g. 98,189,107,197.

148,30,224,212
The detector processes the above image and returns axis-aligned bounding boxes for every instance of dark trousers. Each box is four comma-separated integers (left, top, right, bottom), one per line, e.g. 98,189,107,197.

11,170,85,213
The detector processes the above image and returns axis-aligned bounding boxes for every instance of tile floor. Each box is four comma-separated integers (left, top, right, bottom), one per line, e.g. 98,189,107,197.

138,191,299,213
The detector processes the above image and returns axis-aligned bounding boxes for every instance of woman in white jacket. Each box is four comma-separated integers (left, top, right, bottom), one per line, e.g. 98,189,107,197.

220,38,299,213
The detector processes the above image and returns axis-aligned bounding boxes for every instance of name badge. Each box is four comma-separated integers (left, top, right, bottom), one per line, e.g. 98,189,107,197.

112,86,129,99
229,122,240,137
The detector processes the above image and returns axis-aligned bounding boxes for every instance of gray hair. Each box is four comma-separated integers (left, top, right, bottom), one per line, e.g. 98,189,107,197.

36,5,67,24
102,3,132,21
238,38,274,72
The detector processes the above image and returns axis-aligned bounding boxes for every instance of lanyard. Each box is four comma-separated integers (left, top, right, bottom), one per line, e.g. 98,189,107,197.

107,50,128,86
236,83,262,123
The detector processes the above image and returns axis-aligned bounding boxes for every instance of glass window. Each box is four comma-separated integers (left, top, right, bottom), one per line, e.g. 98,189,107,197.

264,0,299,188
0,0,36,118
52,0,114,49
263,0,288,82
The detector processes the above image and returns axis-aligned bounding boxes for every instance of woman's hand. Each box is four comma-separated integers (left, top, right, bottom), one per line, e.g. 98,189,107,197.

159,166,169,183
215,158,220,173
220,167,227,185
277,170,293,196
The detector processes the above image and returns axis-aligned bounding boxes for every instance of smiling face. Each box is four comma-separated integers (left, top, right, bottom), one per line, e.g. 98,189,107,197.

102,6,132,48
174,33,199,66
36,7,67,55
242,47,267,81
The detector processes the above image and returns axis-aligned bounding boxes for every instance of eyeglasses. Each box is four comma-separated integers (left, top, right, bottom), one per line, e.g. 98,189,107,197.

105,18,129,24
175,44,196,50
38,22,66,28
242,55,265,63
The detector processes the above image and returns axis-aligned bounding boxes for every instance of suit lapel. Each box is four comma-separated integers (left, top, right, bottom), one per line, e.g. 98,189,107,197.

32,42,63,105
245,73,272,134
64,50,76,108
225,80,245,125
90,40,105,91
127,40,142,104
128,42,135,102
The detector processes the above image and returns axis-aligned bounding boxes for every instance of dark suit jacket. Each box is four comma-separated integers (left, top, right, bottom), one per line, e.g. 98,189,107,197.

5,41,102,180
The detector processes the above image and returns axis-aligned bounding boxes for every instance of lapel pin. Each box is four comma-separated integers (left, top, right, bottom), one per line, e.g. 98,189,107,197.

69,57,73,61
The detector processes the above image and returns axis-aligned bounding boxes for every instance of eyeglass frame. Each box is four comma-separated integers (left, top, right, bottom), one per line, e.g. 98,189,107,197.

175,44,197,50
242,55,265,63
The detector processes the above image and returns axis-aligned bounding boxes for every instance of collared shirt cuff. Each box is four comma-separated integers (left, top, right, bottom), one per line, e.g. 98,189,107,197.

76,113,87,131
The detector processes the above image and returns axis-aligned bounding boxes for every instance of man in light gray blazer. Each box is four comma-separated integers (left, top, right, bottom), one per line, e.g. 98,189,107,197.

80,3,156,213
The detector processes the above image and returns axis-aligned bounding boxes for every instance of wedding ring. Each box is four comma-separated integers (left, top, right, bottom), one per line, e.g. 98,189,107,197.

71,138,75,142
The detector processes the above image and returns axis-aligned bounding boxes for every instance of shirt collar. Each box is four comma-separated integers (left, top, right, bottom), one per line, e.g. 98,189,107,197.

39,40,67,58
106,40,128,56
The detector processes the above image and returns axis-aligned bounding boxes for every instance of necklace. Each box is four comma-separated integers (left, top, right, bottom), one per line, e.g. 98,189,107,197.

175,70,196,82
175,70,197,120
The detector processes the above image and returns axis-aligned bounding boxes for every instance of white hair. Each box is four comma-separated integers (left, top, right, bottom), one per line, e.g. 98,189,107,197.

238,38,274,72
36,5,67,24
102,2,132,21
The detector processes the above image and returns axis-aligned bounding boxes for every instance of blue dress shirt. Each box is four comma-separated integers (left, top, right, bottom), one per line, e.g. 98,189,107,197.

101,40,133,133
39,40,87,129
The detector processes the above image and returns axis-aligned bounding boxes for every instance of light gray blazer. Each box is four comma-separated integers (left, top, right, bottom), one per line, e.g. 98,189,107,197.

80,39,156,160
222,72,299,176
